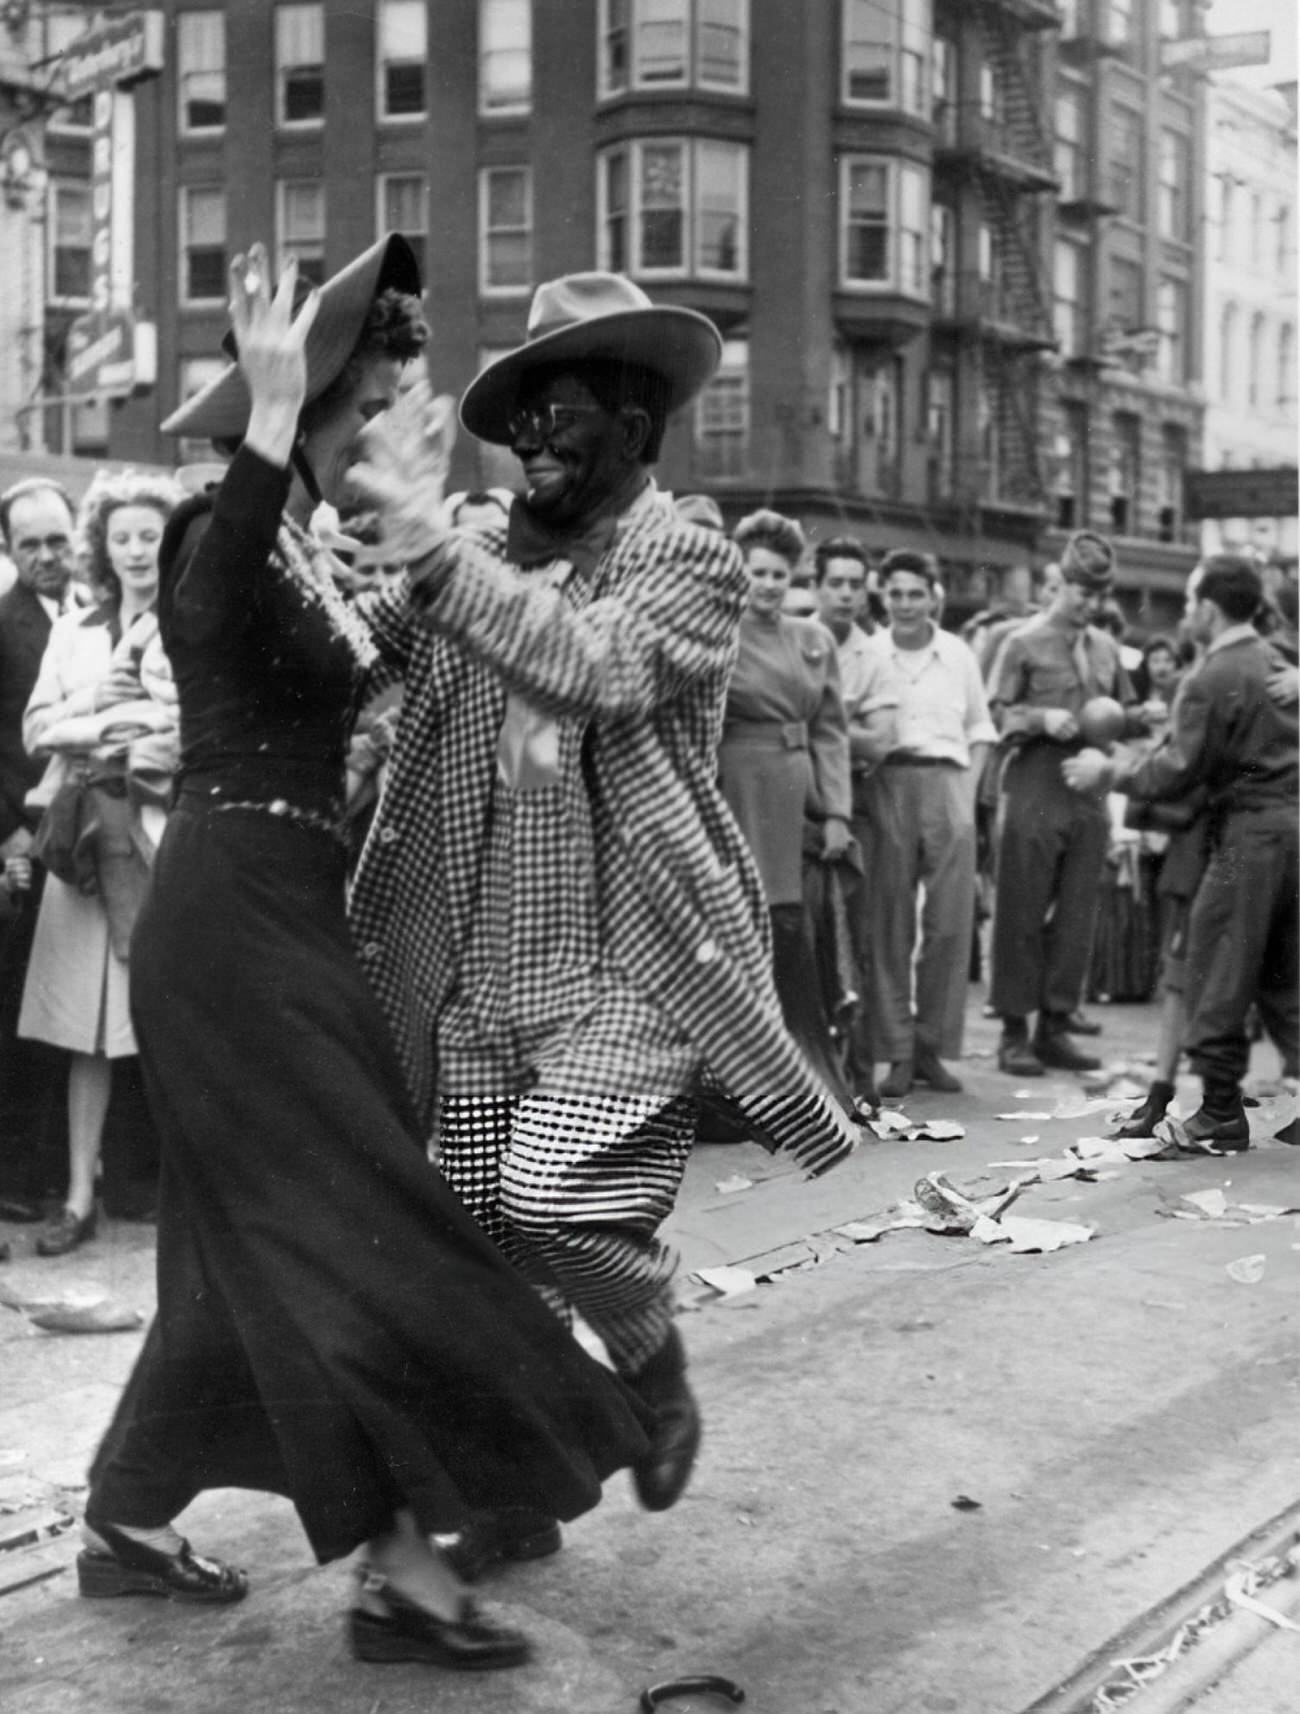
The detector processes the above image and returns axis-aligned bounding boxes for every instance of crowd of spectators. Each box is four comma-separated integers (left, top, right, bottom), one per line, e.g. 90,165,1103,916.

1,468,1296,1254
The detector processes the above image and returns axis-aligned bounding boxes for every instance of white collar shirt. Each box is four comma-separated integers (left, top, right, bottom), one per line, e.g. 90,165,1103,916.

859,623,997,768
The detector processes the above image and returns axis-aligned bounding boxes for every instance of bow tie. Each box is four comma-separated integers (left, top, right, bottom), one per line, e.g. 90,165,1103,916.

505,501,619,576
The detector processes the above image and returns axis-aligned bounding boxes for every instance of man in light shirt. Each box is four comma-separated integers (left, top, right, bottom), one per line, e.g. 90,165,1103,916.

814,536,898,1105
853,550,995,1099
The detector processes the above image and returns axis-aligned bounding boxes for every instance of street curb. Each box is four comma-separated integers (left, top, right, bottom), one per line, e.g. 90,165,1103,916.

1015,1500,1300,1714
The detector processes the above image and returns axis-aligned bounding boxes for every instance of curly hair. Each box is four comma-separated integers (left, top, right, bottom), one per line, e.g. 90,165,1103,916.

76,469,186,601
732,508,805,569
298,288,429,435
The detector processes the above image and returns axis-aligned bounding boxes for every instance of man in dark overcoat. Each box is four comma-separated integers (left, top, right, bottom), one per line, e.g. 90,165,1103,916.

0,479,75,1218
348,274,857,1572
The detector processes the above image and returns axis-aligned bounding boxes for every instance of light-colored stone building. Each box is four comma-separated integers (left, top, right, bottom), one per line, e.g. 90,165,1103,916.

1200,75,1297,565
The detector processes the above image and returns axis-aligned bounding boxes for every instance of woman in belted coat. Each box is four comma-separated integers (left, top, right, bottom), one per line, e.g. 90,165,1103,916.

717,509,855,1106
20,470,182,1256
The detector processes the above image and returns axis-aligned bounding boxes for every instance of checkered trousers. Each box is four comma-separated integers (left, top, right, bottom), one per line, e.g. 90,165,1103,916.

439,1088,697,1376
350,496,858,1182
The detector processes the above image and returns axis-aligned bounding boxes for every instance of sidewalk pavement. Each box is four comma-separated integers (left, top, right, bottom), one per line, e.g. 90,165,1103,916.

1,988,1296,1713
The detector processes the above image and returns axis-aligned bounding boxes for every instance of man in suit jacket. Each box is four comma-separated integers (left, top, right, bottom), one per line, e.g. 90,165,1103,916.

349,275,856,1565
0,479,76,1215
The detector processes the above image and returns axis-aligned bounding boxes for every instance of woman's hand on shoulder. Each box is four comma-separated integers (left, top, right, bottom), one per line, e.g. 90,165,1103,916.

230,245,320,468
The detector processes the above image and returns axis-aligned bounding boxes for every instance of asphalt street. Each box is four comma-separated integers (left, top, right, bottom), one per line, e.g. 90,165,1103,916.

1,991,1297,1714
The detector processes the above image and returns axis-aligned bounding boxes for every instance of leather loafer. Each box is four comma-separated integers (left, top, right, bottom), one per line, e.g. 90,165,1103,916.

1164,1103,1251,1155
440,1508,562,1583
78,1522,248,1604
879,1062,913,1100
36,1206,97,1258
1032,1032,1101,1074
913,1047,963,1093
997,1039,1044,1077
627,1326,701,1513
351,1572,531,1670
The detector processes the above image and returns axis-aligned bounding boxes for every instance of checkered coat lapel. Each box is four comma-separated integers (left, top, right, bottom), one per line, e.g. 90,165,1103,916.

349,503,857,1177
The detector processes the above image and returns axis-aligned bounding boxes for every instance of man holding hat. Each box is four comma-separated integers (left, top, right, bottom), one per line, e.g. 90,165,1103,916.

985,530,1148,1076
347,273,857,1564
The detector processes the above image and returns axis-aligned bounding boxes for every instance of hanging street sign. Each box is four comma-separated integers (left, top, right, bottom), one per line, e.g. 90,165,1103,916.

57,10,166,101
1161,31,1271,73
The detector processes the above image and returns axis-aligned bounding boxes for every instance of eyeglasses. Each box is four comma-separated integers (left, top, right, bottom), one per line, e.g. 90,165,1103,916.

507,403,604,444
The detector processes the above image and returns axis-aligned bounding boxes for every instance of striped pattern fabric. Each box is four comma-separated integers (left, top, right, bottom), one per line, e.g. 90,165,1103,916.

442,1090,696,1374
349,488,857,1179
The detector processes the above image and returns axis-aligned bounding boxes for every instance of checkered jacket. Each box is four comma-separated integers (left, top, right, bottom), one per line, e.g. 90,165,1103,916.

348,496,857,1177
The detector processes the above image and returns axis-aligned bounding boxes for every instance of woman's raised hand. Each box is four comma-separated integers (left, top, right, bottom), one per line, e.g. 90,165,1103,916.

347,379,458,568
229,244,320,467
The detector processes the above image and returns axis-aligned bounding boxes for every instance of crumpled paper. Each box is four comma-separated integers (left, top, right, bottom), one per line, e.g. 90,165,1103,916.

866,1109,966,1142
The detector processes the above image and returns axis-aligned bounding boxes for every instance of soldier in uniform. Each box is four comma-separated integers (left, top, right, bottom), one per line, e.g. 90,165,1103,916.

986,531,1149,1076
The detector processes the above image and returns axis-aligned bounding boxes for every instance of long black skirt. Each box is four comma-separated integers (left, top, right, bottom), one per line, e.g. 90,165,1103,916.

88,802,651,1562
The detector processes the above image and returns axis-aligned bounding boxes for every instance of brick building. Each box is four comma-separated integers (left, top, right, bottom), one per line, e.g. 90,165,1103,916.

1043,0,1208,627
16,3,1213,624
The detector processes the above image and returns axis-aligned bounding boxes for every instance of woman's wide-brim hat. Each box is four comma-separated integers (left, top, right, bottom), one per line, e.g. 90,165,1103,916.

460,272,723,446
160,233,422,441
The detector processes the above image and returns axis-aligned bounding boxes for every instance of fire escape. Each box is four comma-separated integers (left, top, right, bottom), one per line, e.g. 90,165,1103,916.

932,0,1057,517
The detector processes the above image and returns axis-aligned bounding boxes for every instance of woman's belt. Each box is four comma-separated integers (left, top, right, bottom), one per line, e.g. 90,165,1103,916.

882,751,958,769
721,720,808,750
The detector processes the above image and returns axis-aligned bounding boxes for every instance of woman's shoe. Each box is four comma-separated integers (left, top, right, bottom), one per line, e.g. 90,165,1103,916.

35,1206,97,1257
78,1521,248,1604
351,1569,532,1670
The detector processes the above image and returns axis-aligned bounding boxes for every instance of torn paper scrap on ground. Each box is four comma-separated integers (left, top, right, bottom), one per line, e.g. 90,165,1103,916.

975,1215,1097,1253
694,1265,758,1298
996,1112,1054,1121
866,1111,966,1142
834,1220,888,1243
27,1299,143,1334
714,1173,754,1195
1182,1188,1229,1218
1226,1254,1266,1284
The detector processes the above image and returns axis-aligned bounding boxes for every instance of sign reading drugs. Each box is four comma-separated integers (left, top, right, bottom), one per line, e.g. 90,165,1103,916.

66,310,137,396
58,10,165,101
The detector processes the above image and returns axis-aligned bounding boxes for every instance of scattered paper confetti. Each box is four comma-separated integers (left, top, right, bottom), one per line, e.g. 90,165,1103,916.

1226,1254,1266,1285
694,1265,758,1298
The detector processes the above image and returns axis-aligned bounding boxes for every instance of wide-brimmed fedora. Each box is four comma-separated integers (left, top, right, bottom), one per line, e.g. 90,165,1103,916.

460,272,722,446
161,233,422,441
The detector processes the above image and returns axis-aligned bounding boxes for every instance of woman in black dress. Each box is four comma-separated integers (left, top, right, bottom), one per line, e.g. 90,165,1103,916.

79,237,651,1672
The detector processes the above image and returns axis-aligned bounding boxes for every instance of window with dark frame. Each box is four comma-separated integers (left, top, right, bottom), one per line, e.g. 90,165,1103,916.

277,3,325,126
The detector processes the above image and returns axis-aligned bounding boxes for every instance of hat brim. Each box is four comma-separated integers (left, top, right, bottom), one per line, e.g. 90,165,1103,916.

459,307,723,446
161,233,422,440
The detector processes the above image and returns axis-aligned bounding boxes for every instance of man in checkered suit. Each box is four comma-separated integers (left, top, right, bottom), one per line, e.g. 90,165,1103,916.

348,274,857,1570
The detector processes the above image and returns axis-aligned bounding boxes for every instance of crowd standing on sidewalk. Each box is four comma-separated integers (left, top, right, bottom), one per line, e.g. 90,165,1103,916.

0,237,1295,1677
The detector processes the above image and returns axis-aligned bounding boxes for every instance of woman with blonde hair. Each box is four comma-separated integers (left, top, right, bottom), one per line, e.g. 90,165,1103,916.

20,468,183,1256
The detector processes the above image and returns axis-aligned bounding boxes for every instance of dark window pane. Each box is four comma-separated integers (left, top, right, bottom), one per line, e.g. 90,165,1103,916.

285,69,324,121
54,248,90,300
386,63,425,115
188,247,227,299
641,209,683,268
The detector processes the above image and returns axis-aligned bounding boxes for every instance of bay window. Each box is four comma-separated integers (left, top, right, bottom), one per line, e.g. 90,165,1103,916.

841,156,929,296
598,0,748,98
598,139,748,279
842,0,928,116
